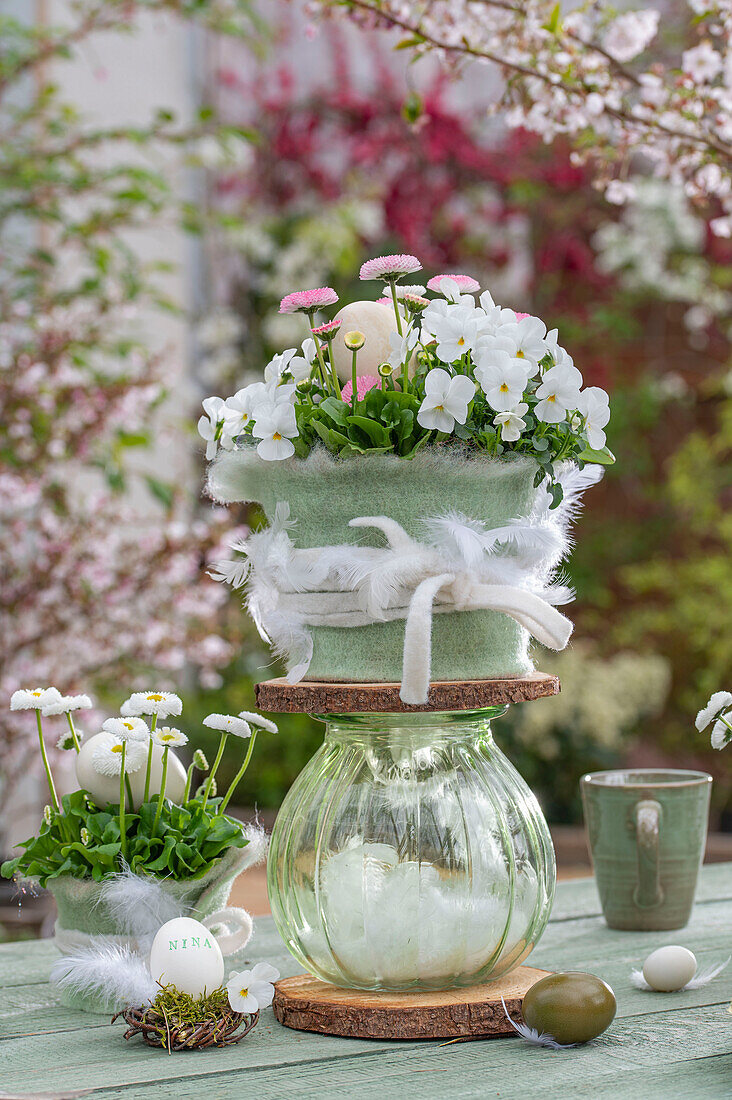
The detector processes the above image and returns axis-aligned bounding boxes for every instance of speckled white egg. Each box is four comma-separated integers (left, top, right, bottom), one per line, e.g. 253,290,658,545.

75,731,186,809
642,945,697,991
149,917,224,997
330,301,401,381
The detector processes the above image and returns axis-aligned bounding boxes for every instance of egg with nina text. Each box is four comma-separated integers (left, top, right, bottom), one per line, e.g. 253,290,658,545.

149,917,224,997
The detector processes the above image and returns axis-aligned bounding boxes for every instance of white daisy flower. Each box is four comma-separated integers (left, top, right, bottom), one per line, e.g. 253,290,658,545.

197,396,225,461
711,718,732,750
417,368,475,433
41,693,92,717
695,691,732,732
494,402,529,442
203,713,252,740
10,687,62,711
474,348,531,411
57,727,84,751
252,403,298,461
237,711,279,734
152,726,188,748
102,716,150,742
226,962,280,1014
92,737,147,778
577,387,611,450
534,362,583,424
122,691,183,719
384,283,426,300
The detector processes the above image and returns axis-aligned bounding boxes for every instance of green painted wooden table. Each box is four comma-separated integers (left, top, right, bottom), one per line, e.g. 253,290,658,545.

1,864,731,1099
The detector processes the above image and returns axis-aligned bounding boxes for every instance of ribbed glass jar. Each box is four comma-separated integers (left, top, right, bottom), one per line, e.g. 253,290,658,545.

267,708,556,991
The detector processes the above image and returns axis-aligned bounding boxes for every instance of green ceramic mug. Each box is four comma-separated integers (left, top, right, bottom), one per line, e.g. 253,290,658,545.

580,769,712,931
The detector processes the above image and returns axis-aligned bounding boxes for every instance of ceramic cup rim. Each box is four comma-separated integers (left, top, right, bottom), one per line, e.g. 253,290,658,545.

581,767,712,789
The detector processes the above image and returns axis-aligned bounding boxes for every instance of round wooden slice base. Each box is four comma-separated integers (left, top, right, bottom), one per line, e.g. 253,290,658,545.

272,967,549,1041
255,673,559,714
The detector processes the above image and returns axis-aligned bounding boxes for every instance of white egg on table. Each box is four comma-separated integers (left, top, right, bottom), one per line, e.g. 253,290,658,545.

75,731,186,809
149,917,224,997
642,945,697,992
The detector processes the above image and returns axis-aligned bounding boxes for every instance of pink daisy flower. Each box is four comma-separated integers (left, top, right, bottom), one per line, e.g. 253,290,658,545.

311,319,342,339
427,274,481,293
360,254,422,281
341,375,380,403
279,287,338,314
514,311,530,321
376,297,393,307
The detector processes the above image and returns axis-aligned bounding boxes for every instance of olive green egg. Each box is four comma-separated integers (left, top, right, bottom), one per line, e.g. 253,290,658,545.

522,972,616,1045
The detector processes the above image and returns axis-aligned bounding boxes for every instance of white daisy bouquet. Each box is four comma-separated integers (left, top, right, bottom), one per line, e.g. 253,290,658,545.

2,687,276,887
199,254,614,507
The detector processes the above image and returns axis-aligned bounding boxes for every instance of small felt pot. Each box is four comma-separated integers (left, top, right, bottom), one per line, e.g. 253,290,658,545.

209,448,544,683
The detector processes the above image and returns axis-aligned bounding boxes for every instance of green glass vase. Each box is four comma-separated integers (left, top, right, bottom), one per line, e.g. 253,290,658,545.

267,708,556,991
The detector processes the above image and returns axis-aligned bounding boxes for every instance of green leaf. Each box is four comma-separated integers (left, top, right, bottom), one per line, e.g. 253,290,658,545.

577,445,616,465
319,397,350,426
346,415,391,448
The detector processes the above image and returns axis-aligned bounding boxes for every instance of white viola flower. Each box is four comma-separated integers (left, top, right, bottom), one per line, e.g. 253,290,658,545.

474,348,531,412
252,403,298,461
417,368,475,433
387,326,419,370
544,327,567,365
577,387,611,449
286,338,318,383
711,718,732,750
498,315,548,366
237,710,279,734
122,690,183,719
534,362,583,423
423,305,480,361
264,347,299,384
494,402,529,442
695,691,732,732
226,962,280,1014
41,693,92,716
10,687,62,711
197,395,225,461
152,726,188,748
223,383,270,440
92,737,147,778
203,713,252,740
102,716,150,742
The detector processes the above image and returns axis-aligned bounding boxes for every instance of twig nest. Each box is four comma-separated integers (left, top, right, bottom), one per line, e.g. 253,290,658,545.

330,301,400,381
114,986,258,1051
642,946,697,991
75,732,186,808
522,972,616,1045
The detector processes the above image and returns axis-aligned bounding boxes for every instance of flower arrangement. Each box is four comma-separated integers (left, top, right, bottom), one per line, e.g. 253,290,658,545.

697,690,732,749
198,258,613,507
2,687,276,888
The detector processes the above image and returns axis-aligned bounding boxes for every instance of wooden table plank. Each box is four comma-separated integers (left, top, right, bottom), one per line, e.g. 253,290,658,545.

0,864,729,1098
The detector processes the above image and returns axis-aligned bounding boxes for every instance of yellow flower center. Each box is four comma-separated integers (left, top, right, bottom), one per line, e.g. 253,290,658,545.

123,721,134,729
161,733,174,742
111,744,123,755
239,987,249,998
273,432,282,441
499,383,509,392
434,404,444,412
457,337,465,346
517,350,525,358
32,691,42,697
547,393,556,403
146,693,164,701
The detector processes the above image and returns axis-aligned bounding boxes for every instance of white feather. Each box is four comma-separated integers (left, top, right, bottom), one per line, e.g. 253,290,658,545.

96,865,185,942
50,941,158,1012
501,997,576,1049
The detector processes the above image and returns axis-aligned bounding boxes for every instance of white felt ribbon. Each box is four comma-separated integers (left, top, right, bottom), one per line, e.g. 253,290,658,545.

215,508,574,705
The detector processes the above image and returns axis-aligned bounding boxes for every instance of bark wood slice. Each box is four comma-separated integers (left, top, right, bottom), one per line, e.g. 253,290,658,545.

255,673,560,714
272,967,549,1040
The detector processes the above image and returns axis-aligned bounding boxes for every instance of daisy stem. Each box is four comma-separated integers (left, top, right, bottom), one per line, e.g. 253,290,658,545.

66,712,81,753
143,714,157,804
306,312,334,396
36,711,59,812
388,278,403,336
125,774,134,810
720,715,732,734
351,350,358,413
151,746,169,839
200,732,228,814
119,742,127,860
219,731,257,814
323,338,342,398
183,761,196,803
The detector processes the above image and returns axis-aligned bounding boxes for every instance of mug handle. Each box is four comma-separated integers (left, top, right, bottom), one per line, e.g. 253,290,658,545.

202,907,253,955
633,798,664,909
